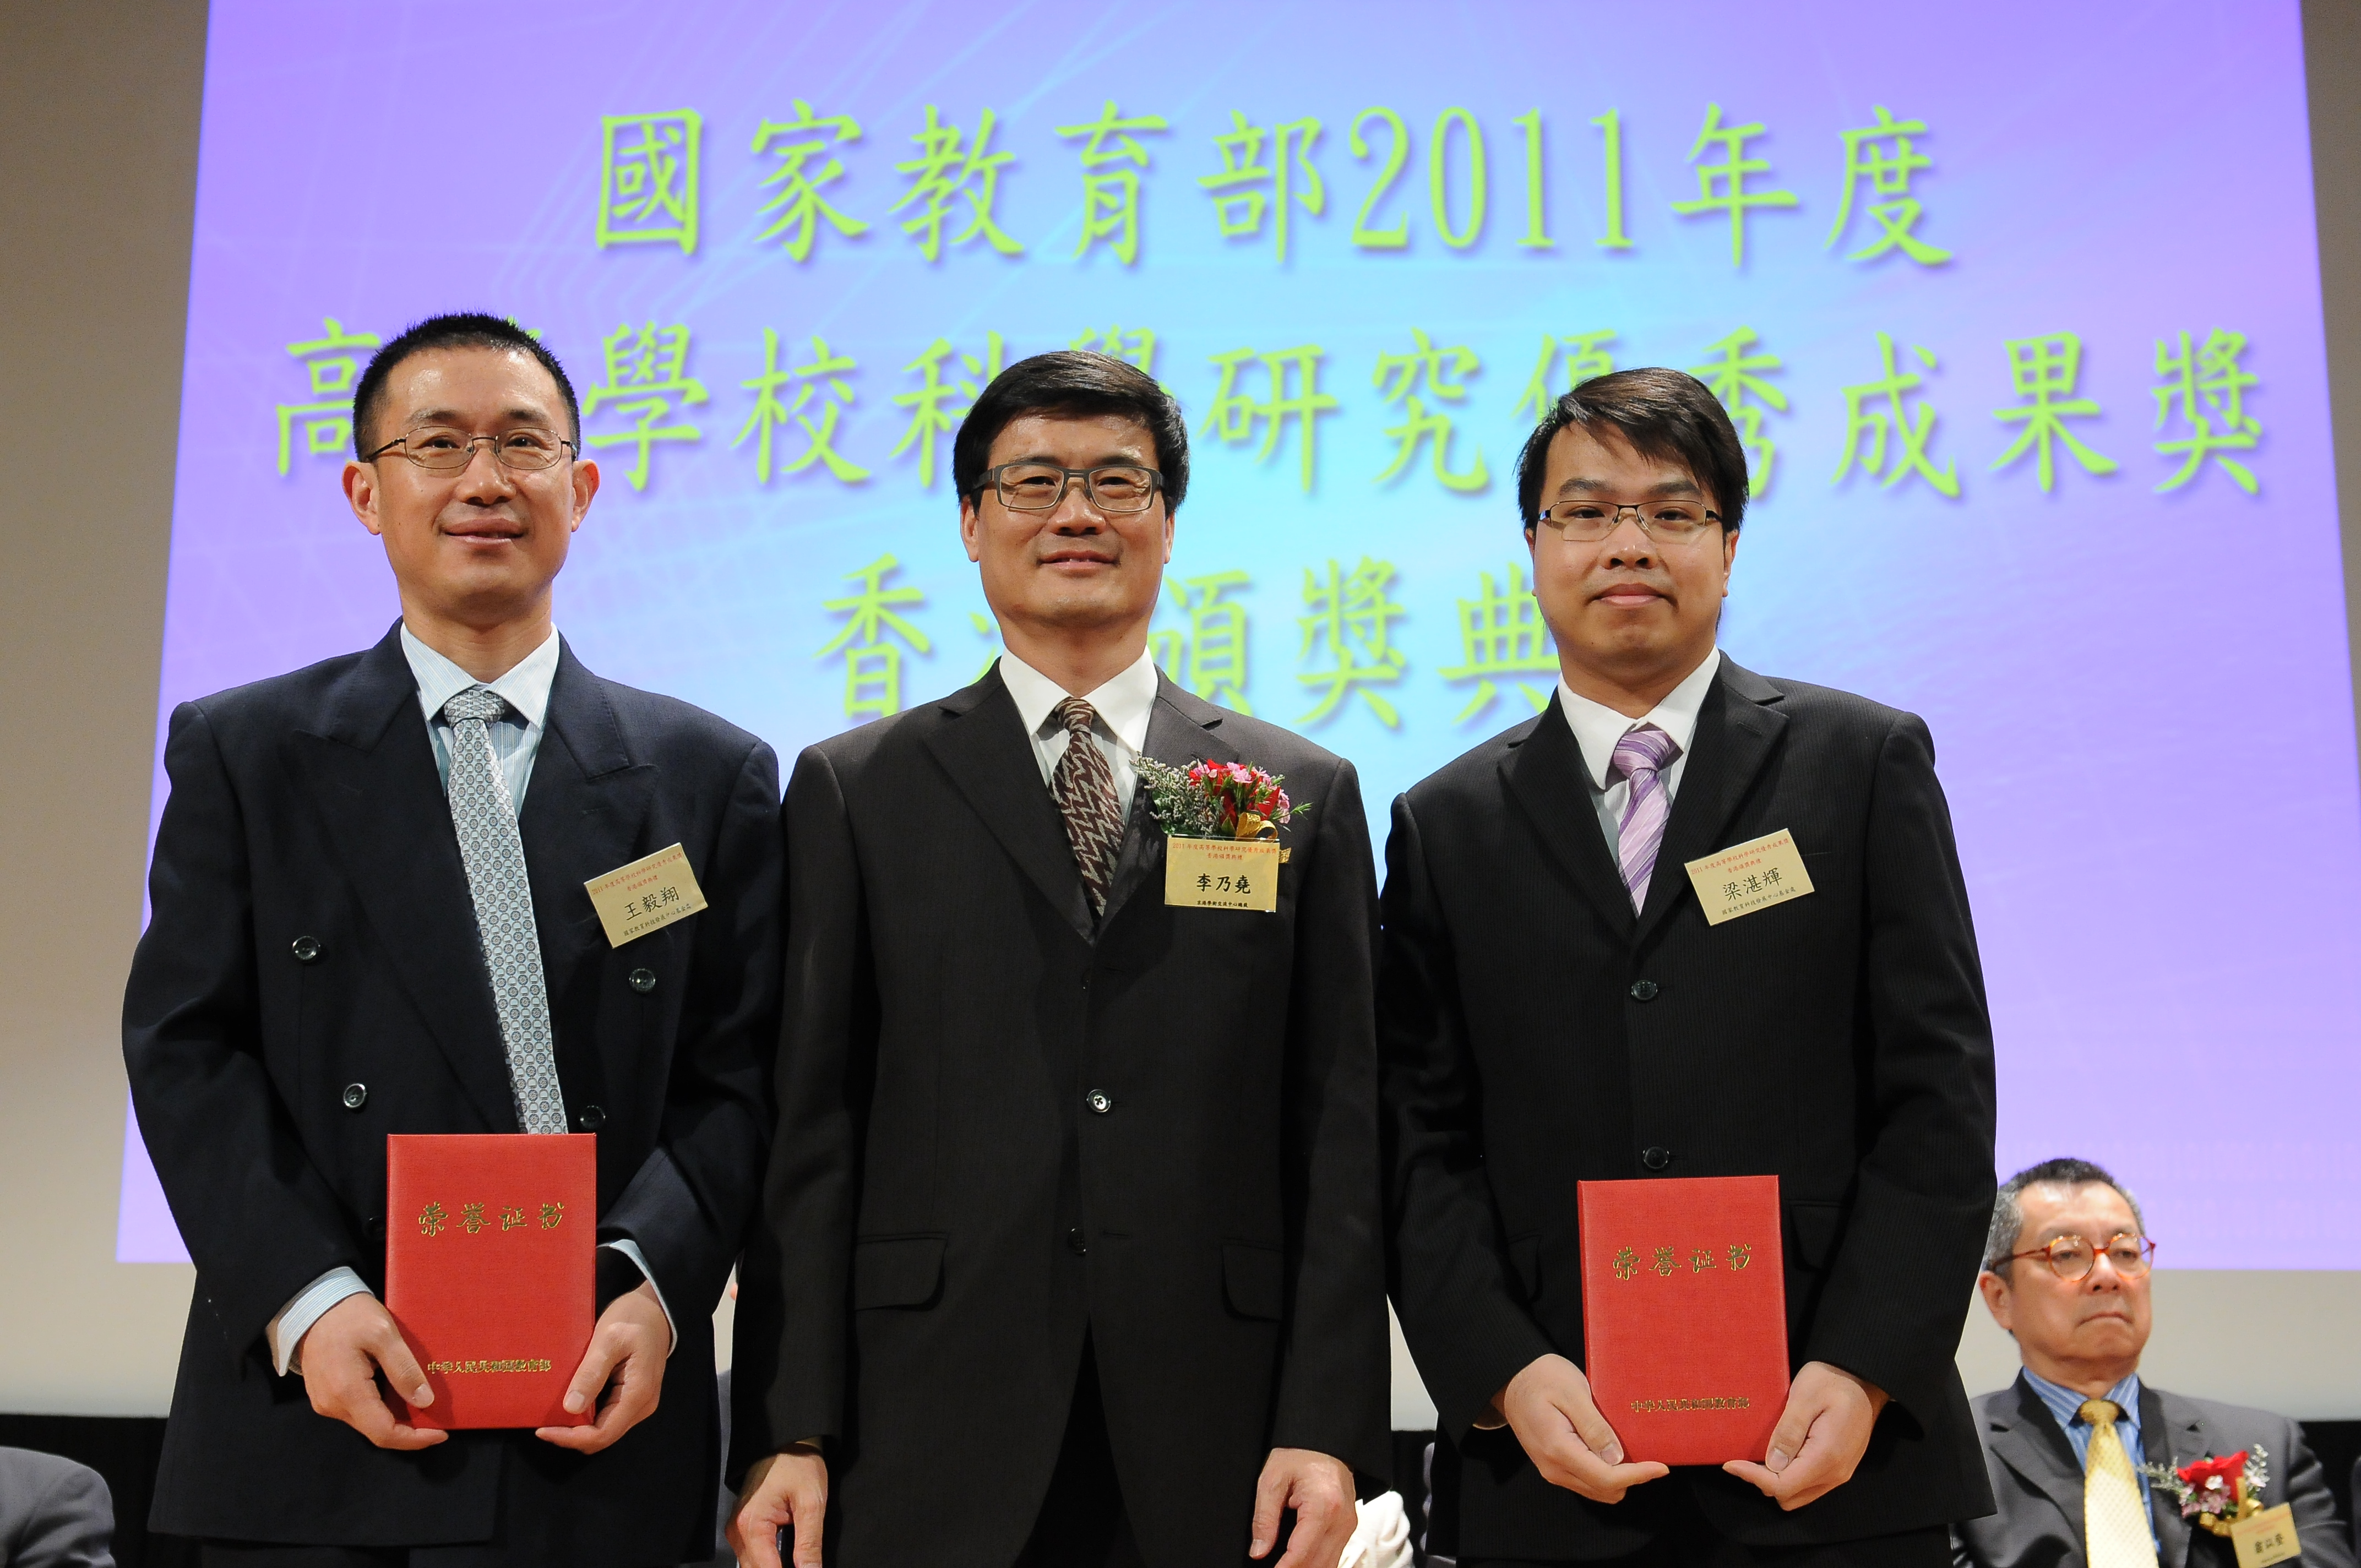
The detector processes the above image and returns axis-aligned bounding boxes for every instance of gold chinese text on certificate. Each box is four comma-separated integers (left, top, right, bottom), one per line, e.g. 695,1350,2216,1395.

584,843,709,946
1165,837,1281,912
1682,829,1815,927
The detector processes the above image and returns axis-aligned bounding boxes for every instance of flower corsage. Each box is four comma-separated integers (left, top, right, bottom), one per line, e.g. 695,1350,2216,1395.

2142,1445,2270,1536
1136,757,1310,911
1136,757,1310,856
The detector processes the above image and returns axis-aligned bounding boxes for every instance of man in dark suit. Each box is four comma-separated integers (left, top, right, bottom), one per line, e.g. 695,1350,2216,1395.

122,314,781,1566
1381,368,1998,1565
728,350,1389,1568
1954,1159,2352,1568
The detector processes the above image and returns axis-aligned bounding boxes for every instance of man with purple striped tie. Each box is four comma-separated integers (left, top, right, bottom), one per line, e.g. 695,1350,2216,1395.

1380,368,1997,1567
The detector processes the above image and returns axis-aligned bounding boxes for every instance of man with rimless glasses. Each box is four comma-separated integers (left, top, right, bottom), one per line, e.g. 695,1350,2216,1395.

1955,1158,2352,1568
731,350,1387,1568
1382,367,1998,1564
124,313,782,1566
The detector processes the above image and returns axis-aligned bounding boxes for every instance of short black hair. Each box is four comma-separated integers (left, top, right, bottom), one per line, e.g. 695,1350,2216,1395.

1513,366,1750,533
951,350,1189,513
1982,1157,2146,1276
351,312,580,456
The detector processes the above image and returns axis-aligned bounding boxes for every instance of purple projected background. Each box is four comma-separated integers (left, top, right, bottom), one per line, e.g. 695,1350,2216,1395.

120,0,2361,1269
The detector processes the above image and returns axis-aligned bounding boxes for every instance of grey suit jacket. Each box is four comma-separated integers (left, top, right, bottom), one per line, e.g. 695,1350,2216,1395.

0,1448,114,1568
1952,1374,2355,1567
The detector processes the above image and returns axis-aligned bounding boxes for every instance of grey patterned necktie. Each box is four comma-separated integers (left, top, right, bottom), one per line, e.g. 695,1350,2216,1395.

440,687,568,1134
1050,698,1123,916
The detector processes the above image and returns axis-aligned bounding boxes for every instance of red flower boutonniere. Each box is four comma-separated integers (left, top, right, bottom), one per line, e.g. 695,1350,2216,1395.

1138,756,1310,861
2143,1445,2269,1536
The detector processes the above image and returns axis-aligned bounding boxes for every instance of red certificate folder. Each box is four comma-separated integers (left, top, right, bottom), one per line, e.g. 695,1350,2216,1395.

385,1133,597,1430
1577,1174,1789,1466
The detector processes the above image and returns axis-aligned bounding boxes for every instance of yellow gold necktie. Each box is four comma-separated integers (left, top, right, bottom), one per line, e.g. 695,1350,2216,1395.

2080,1398,2160,1568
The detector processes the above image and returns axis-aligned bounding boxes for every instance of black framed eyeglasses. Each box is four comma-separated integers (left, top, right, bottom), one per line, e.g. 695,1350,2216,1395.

976,462,1164,514
362,427,578,473
2006,1232,2156,1282
1536,498,1722,545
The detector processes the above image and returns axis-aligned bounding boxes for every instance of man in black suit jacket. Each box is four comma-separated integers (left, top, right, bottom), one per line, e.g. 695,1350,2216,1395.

122,314,781,1566
1382,368,1998,1564
730,351,1389,1568
1954,1159,2353,1568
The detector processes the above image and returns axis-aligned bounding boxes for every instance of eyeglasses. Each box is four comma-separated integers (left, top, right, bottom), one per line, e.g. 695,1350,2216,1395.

2006,1232,2157,1282
1536,499,1722,545
362,427,578,473
977,462,1164,515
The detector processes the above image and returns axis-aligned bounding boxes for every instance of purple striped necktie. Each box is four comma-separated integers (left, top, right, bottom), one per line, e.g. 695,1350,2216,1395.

1609,723,1682,912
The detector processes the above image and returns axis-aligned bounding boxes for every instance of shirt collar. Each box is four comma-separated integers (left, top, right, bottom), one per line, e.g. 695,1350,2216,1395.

2023,1366,2144,1431
1557,646,1723,790
997,644,1160,755
401,623,562,729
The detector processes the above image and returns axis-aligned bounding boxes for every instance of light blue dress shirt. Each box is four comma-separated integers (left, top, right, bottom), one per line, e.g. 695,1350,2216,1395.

401,622,559,812
264,625,672,1374
2023,1368,2157,1545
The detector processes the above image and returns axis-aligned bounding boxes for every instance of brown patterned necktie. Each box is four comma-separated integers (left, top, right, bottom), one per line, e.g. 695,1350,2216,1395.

1051,697,1123,914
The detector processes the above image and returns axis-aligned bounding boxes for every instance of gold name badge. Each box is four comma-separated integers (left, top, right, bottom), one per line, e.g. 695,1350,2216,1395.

1682,829,1815,927
2232,1503,2299,1568
584,843,709,948
1165,837,1281,912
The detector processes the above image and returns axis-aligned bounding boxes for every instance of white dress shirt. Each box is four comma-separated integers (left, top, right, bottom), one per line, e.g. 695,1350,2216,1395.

1556,647,1722,853
995,644,1161,815
264,623,671,1376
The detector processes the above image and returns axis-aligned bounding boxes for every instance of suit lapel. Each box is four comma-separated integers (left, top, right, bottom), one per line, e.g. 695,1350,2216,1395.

286,625,516,1132
1500,696,1635,938
517,646,657,1011
922,668,1095,941
1098,677,1241,930
1985,1374,2096,1555
2144,1385,2204,1567
1634,657,1788,946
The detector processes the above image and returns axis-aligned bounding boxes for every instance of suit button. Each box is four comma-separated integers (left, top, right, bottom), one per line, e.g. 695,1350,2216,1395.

578,1104,607,1131
365,1216,385,1242
1066,1227,1089,1255
1085,1090,1112,1115
1642,1146,1673,1171
291,935,323,964
1628,979,1660,1002
340,1082,368,1110
628,968,657,994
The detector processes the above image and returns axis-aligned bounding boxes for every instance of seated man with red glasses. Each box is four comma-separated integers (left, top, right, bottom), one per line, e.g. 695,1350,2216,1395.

1955,1158,2353,1568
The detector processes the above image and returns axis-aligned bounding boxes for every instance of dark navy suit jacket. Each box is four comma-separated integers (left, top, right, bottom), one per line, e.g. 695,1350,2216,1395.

123,624,781,1562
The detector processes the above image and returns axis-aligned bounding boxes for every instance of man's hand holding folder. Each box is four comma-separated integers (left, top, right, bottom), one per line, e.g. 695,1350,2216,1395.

1493,1353,1671,1503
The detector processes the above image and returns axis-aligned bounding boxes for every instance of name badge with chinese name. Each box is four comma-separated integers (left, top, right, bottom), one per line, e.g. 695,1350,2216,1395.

1165,837,1281,912
585,843,709,946
2232,1504,2299,1568
1682,829,1815,927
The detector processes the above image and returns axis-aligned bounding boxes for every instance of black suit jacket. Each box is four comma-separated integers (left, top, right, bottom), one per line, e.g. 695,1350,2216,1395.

1954,1375,2356,1568
1381,657,1998,1558
122,624,781,1562
732,666,1389,1567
